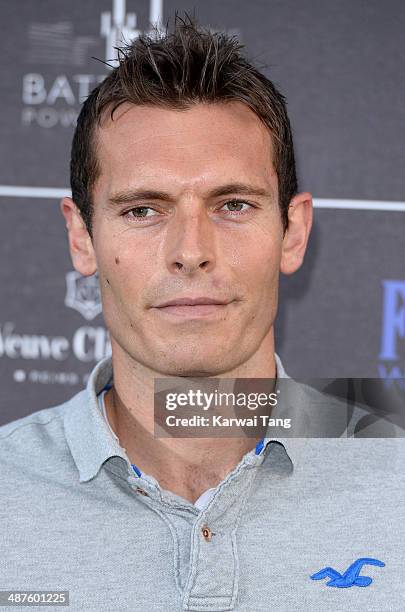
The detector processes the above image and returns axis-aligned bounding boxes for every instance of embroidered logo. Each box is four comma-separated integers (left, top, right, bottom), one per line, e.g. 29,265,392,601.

310,557,385,588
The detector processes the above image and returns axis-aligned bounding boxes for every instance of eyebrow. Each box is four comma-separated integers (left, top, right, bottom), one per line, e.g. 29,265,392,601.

108,182,274,205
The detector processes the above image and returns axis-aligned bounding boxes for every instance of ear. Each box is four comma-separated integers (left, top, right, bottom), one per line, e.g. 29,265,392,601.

60,197,97,276
280,192,313,275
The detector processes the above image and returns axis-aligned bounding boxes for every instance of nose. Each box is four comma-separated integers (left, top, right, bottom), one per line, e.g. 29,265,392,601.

165,205,216,275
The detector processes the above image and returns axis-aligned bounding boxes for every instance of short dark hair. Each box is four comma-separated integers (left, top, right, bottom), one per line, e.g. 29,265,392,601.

70,13,297,237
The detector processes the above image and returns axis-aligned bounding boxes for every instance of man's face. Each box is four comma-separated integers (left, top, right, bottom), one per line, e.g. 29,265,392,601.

81,102,296,375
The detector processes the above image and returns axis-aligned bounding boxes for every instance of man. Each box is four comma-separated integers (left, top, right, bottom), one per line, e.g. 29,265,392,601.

1,15,403,612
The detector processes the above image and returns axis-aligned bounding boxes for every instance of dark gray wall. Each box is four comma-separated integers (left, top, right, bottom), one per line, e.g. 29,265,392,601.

1,0,404,424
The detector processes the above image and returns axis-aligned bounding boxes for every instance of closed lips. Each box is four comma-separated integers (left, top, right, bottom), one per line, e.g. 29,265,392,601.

154,297,231,307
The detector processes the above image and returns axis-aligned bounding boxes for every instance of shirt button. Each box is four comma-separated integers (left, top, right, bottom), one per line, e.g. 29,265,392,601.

136,487,149,497
201,525,213,541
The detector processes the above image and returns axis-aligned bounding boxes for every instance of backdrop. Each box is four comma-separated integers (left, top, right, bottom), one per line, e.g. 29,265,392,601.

1,0,404,425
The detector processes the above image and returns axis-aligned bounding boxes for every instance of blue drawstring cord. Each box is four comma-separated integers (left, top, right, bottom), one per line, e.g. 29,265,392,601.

255,438,265,455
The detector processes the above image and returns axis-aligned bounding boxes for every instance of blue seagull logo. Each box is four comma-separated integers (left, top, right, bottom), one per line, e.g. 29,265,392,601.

310,557,385,588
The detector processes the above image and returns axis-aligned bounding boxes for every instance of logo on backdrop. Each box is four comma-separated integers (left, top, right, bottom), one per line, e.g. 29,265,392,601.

65,271,102,321
21,0,165,128
0,271,110,387
21,0,239,129
379,279,405,378
101,0,164,68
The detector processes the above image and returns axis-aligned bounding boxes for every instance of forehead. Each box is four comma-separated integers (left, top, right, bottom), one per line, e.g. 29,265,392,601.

95,101,277,192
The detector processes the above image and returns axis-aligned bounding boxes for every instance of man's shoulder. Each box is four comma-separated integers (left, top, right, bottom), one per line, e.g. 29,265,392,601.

0,389,87,466
0,389,87,437
284,377,405,438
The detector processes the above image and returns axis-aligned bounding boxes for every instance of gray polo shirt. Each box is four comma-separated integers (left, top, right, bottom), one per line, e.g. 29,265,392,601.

0,355,404,611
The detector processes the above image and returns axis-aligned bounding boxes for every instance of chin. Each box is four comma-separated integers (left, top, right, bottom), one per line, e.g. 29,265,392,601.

164,365,224,377
156,351,234,377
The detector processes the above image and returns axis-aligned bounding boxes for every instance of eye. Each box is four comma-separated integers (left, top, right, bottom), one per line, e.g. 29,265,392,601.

220,200,254,214
125,206,159,219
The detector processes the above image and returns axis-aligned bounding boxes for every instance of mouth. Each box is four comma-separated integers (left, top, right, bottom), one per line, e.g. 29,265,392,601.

151,296,235,319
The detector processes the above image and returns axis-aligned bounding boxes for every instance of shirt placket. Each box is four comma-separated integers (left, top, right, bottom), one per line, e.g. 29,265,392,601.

124,449,266,611
181,460,261,611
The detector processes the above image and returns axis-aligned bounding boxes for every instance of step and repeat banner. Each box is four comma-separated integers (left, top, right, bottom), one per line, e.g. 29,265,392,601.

0,0,404,424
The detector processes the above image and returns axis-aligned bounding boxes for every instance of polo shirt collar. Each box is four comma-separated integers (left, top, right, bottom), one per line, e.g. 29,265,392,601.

262,352,304,467
64,352,299,482
64,356,127,483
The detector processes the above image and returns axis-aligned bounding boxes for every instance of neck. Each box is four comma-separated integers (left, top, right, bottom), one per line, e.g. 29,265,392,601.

104,334,276,504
